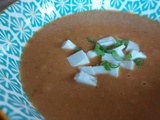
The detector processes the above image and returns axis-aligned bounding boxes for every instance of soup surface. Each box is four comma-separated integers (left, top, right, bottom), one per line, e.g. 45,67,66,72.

20,11,160,120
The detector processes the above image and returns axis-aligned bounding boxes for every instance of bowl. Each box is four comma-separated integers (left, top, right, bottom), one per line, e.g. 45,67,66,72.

0,0,160,119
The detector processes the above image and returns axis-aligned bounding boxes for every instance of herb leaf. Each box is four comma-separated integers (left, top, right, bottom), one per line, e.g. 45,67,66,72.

115,40,123,47
123,53,132,60
86,37,95,43
134,58,144,66
115,39,129,47
109,63,119,68
105,49,113,53
94,43,105,56
102,61,111,71
111,50,122,61
74,47,81,52
123,40,129,46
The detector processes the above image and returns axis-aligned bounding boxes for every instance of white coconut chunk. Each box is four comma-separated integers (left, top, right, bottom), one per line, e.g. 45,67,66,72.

87,50,97,58
113,45,125,58
79,66,95,75
126,41,139,52
130,50,147,60
102,53,121,65
109,67,119,77
120,61,135,70
92,66,109,74
97,36,116,47
67,50,90,66
62,40,77,50
74,71,97,87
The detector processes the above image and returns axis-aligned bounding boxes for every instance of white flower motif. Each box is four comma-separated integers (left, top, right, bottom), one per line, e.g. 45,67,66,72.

0,12,9,26
54,0,70,15
73,0,89,12
23,2,42,27
123,1,141,14
111,0,124,8
0,69,21,94
7,93,44,119
10,17,32,43
0,30,20,56
141,0,159,10
8,1,21,13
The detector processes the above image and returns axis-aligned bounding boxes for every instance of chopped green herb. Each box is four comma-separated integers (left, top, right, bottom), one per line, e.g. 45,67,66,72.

94,43,105,56
115,40,123,47
102,61,111,71
86,37,95,43
123,40,129,46
124,53,132,60
109,63,119,68
105,49,113,53
111,50,122,61
74,47,81,52
115,39,129,47
134,58,144,66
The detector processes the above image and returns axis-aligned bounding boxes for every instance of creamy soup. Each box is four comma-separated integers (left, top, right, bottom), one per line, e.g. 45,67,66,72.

20,11,160,120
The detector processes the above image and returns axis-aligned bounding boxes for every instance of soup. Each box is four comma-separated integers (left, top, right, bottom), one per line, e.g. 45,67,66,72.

20,11,160,120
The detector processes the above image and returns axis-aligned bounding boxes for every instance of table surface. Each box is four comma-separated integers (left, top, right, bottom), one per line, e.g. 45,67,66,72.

0,0,17,12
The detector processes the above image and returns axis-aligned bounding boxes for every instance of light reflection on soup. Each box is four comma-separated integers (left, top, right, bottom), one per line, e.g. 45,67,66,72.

20,11,160,120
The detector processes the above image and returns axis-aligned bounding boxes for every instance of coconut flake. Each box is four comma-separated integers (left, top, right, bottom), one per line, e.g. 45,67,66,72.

97,36,116,47
92,66,109,74
126,41,139,52
120,61,134,70
102,53,121,65
113,44,125,58
78,66,95,75
67,50,90,66
109,67,119,77
74,71,97,87
87,50,97,58
62,40,77,50
130,50,147,60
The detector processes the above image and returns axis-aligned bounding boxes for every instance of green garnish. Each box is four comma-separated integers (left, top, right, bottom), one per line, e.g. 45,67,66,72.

102,61,111,71
115,39,129,47
134,58,144,66
123,40,129,46
109,63,120,68
86,37,95,43
102,61,119,71
94,43,106,56
105,49,113,53
123,53,132,60
111,50,122,61
74,47,81,52
115,40,123,47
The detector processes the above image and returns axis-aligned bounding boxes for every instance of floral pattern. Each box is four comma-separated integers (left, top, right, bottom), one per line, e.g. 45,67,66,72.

23,2,43,27
0,0,160,119
111,0,125,8
0,68,21,94
72,0,90,12
54,0,71,16
0,12,9,27
10,17,33,43
0,30,20,57
123,1,141,14
140,0,159,11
